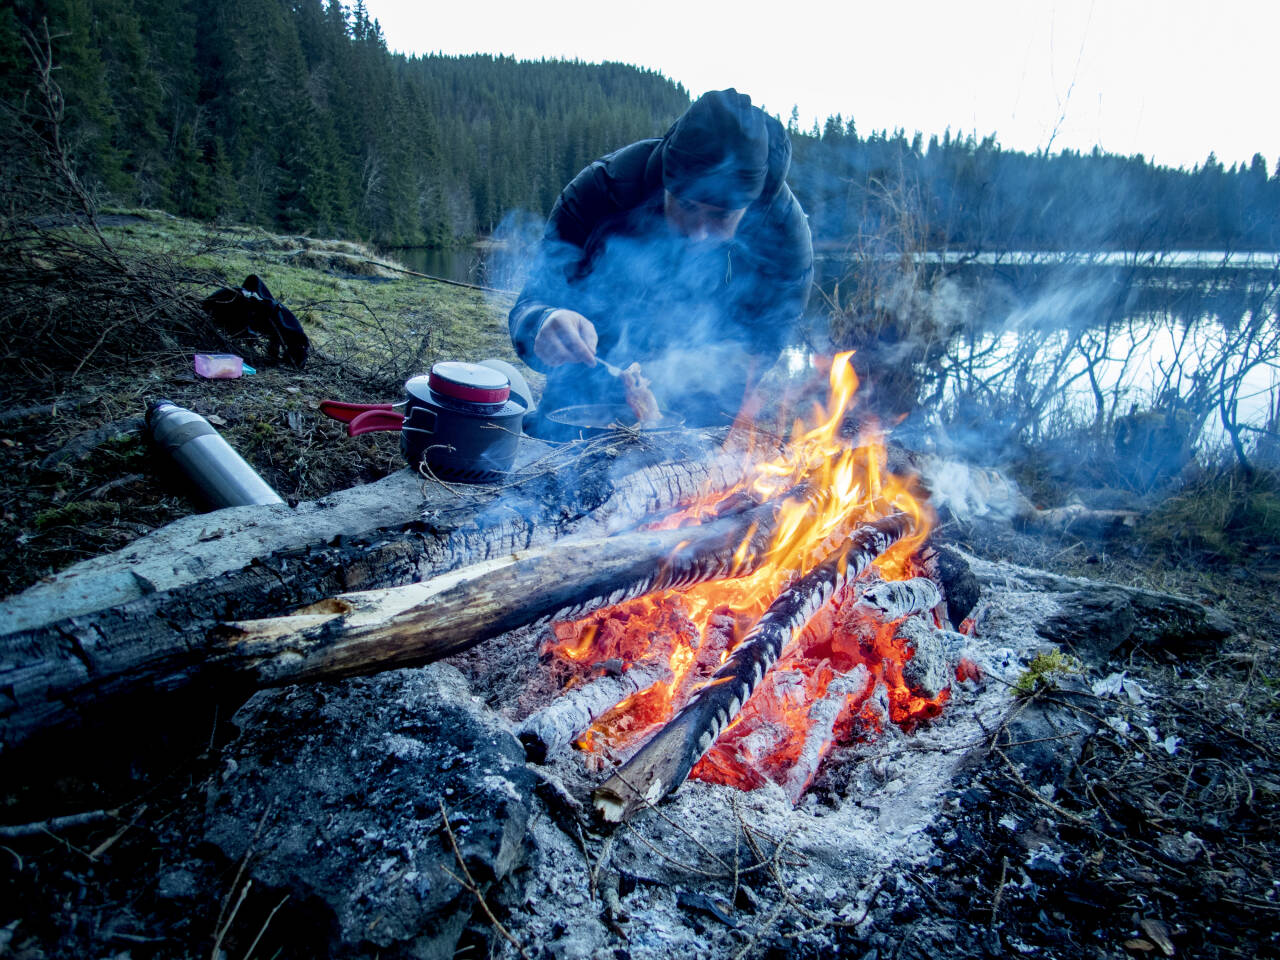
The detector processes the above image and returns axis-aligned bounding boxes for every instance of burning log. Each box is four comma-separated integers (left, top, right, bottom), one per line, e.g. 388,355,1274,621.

517,654,674,764
853,577,942,622
592,512,913,823
781,664,871,804
218,492,812,688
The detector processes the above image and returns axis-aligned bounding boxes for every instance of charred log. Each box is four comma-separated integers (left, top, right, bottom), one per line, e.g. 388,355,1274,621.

6,480,850,756
592,512,913,823
218,495,799,686
919,543,980,627
518,655,674,764
0,433,752,757
964,555,1235,656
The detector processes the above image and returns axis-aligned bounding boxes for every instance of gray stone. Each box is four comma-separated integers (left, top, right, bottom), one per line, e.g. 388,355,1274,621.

1035,587,1138,659
204,664,536,960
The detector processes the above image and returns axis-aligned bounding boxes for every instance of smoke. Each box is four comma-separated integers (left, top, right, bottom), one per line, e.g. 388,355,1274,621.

507,201,805,427
483,210,545,295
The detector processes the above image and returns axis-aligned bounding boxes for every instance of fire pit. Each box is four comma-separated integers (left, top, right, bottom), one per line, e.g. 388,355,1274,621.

498,352,968,819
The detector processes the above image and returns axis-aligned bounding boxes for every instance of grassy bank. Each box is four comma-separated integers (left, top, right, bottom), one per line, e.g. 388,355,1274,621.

0,208,526,597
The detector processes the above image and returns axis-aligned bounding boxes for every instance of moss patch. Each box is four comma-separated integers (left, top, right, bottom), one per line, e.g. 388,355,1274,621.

1013,649,1084,697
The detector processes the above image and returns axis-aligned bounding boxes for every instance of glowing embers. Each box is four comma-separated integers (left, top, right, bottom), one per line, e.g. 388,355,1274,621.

545,597,745,765
538,351,946,802
690,572,951,800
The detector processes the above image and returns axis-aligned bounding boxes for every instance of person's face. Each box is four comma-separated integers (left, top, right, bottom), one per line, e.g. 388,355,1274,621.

663,190,747,243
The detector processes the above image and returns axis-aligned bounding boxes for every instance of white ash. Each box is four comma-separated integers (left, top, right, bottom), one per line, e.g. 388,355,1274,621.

896,616,950,699
441,548,1081,958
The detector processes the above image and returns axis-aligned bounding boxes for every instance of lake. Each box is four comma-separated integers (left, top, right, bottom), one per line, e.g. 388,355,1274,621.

388,242,1279,454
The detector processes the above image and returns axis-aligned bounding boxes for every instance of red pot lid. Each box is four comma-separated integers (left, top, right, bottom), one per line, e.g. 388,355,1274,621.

427,361,510,405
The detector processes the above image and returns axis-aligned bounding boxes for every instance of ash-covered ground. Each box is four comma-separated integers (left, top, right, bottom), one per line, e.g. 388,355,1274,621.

1,541,1275,960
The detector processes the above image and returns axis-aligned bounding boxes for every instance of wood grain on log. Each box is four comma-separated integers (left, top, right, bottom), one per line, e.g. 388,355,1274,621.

593,512,913,823
219,495,801,687
0,432,751,756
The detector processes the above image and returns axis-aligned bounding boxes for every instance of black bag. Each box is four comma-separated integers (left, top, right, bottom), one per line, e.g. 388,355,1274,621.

201,275,310,368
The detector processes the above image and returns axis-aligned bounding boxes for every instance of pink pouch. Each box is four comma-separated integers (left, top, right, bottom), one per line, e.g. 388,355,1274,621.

194,354,244,379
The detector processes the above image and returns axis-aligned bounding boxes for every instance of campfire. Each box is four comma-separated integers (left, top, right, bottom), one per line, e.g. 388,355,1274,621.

514,353,962,819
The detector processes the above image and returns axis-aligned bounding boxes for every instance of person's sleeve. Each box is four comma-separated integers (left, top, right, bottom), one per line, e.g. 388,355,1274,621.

750,259,813,360
508,160,617,372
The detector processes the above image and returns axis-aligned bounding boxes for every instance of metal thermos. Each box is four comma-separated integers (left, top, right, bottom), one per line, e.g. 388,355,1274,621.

146,399,284,508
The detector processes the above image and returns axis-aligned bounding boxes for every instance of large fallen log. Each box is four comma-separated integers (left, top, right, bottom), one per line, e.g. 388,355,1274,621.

593,512,912,823
0,430,754,756
4,475,859,755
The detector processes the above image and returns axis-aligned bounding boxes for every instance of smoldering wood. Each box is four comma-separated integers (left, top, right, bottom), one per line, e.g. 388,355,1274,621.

912,455,1140,535
0,431,754,756
853,577,942,622
518,653,674,764
781,664,871,804
895,616,953,700
919,544,980,627
592,512,912,823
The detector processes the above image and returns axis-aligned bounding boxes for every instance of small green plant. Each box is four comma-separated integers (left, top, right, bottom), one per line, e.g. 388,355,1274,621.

1013,649,1084,697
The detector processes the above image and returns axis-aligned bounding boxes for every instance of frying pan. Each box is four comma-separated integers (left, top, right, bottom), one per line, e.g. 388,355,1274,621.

538,403,684,442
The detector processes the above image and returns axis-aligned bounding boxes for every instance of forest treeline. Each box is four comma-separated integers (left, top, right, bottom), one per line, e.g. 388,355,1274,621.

3,0,1279,252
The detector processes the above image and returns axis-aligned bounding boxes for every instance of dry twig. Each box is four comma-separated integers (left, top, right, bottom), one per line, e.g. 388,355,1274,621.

438,800,532,960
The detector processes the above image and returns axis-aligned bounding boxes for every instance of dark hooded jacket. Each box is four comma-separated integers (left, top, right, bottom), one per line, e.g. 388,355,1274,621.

509,112,813,426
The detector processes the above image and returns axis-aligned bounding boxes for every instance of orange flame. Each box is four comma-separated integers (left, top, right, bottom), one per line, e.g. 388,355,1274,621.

545,352,941,792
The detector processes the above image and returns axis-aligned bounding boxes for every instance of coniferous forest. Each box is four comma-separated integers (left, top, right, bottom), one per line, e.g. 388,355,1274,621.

2,0,1278,252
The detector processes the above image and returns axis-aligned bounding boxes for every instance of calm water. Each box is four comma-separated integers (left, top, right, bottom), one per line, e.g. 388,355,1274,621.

391,244,1279,289
391,242,1279,447
385,245,522,291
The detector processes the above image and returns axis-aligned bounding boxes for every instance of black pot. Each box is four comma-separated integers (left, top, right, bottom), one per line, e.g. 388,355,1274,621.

319,362,526,483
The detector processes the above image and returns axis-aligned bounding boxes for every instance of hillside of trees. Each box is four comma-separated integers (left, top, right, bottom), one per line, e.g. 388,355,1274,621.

3,0,1278,252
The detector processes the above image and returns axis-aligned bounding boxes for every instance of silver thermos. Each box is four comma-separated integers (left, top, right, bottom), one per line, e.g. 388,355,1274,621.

146,399,284,508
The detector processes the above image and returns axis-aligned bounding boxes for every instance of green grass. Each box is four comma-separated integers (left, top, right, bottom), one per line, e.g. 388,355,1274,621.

0,207,540,597
1140,466,1280,565
97,207,523,379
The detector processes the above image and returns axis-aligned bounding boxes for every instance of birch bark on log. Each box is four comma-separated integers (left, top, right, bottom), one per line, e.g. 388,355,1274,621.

853,577,943,622
516,655,674,764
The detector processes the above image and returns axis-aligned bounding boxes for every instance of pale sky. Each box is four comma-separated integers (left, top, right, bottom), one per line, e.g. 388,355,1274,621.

361,0,1277,173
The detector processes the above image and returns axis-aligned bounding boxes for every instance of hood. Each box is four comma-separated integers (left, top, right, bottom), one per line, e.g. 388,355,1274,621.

643,110,793,210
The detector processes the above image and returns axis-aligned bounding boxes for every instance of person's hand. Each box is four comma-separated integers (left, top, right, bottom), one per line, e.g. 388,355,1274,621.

533,309,599,367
